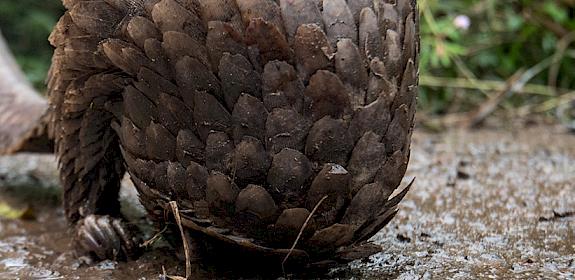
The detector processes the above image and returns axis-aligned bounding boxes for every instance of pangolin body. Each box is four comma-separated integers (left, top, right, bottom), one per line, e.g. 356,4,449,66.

41,0,419,273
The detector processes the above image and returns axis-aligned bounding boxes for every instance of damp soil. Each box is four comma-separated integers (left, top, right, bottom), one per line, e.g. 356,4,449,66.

1,125,574,279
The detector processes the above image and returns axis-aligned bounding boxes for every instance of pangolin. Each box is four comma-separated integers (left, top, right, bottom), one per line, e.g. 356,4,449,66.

0,0,419,275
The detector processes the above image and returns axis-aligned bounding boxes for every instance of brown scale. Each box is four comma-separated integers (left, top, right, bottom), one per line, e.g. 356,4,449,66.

219,53,261,110
231,93,268,143
0,0,421,275
322,0,357,47
261,60,305,112
206,21,248,71
293,24,334,81
305,116,353,166
279,0,324,40
267,148,313,209
347,131,388,194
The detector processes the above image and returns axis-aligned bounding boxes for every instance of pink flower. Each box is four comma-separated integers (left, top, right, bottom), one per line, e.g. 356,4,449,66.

453,15,471,30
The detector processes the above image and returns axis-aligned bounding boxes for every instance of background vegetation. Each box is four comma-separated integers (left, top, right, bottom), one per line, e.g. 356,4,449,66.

0,1,63,88
1,0,574,125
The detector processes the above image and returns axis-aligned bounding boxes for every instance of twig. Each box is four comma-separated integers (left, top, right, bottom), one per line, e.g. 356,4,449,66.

460,69,525,128
140,225,168,248
453,57,489,96
281,195,328,274
162,265,186,280
549,31,575,90
518,90,575,114
523,8,569,38
461,56,554,128
420,75,568,97
169,201,191,280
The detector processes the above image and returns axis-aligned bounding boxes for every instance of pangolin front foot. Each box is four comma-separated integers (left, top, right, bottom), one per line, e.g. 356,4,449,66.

75,215,142,261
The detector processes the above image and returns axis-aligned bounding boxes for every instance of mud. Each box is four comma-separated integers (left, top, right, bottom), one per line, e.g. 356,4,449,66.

1,126,574,279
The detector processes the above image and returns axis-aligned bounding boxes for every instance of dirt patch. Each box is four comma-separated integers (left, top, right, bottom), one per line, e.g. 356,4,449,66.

1,126,574,279
335,125,575,279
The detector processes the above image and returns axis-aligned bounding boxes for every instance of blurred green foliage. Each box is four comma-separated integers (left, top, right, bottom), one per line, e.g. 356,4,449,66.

419,0,575,115
0,0,574,117
0,0,64,89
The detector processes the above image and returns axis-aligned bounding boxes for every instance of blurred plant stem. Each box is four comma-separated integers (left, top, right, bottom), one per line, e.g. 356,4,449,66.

420,76,563,97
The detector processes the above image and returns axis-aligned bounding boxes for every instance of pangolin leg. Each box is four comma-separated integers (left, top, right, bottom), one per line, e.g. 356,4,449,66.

55,94,143,261
45,0,155,262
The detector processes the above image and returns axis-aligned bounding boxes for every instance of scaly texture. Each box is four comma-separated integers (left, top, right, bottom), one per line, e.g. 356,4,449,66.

48,0,419,272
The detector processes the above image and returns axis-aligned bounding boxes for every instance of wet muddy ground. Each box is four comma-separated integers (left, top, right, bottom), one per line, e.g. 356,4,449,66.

1,125,574,279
